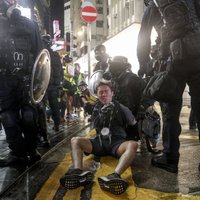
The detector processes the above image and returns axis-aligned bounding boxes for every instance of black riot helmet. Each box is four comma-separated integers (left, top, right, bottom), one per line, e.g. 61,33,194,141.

109,56,132,76
94,44,109,62
0,0,17,17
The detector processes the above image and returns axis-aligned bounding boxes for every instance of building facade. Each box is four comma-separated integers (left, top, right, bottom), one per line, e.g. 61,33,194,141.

64,0,108,58
107,0,143,38
64,0,143,60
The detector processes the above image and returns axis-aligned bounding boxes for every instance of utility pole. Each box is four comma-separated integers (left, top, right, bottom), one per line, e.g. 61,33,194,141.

70,0,74,63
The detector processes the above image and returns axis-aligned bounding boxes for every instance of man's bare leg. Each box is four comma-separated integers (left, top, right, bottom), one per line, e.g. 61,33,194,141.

115,141,138,175
60,137,93,189
71,137,93,169
98,140,138,195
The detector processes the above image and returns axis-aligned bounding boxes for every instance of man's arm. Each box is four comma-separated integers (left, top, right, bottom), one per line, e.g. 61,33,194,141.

120,104,137,126
137,3,161,77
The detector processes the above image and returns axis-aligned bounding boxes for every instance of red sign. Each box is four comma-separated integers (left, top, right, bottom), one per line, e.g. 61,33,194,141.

81,6,97,23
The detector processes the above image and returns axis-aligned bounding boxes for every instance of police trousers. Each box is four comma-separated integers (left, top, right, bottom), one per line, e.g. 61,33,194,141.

160,59,200,161
0,75,38,156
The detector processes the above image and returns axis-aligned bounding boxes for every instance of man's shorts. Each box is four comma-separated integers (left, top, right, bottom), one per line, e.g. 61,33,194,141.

89,135,126,158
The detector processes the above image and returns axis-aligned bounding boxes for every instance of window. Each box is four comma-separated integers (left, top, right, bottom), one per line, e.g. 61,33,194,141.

97,7,103,14
96,34,103,41
97,0,103,4
91,35,96,40
64,5,70,10
96,20,103,28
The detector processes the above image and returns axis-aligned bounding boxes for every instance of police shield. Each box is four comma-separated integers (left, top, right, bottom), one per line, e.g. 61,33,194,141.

30,49,51,104
88,70,104,97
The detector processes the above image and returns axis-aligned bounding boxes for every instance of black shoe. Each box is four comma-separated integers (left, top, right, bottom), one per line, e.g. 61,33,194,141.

60,168,94,189
98,173,128,195
0,153,27,167
198,163,200,171
53,125,59,132
40,139,50,147
66,114,71,119
28,150,41,166
37,136,50,148
151,155,178,173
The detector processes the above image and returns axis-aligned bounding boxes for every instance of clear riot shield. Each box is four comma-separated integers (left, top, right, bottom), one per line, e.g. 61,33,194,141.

30,48,51,104
88,70,104,98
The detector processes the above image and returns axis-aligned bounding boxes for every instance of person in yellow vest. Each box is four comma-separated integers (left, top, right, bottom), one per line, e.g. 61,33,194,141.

61,55,77,121
77,80,97,115
73,63,85,115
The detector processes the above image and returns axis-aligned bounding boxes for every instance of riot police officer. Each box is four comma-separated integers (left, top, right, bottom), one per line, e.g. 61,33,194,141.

137,0,200,173
42,34,63,132
137,0,163,78
107,56,145,141
0,0,43,166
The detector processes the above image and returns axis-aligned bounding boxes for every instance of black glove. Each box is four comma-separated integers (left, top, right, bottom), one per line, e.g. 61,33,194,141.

137,68,146,78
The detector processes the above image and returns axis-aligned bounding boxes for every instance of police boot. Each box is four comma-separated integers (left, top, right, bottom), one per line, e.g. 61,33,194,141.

28,150,41,166
37,135,50,148
0,152,28,167
53,125,60,132
151,154,178,173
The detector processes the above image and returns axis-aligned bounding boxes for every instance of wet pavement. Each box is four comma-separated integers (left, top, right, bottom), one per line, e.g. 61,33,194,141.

132,106,200,195
0,112,91,199
0,107,199,200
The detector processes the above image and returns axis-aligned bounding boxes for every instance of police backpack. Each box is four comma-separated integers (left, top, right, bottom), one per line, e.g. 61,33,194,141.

143,71,181,103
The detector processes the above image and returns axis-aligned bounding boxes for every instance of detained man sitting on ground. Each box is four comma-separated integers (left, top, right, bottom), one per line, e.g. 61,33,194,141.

60,80,138,195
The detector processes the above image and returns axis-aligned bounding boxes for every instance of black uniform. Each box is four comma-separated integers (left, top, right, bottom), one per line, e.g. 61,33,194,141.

137,1,163,76
0,10,43,166
189,108,197,130
46,46,63,131
137,0,200,173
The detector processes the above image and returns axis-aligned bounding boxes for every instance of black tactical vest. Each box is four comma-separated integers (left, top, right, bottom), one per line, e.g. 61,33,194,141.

114,72,145,116
155,0,200,40
0,16,31,74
